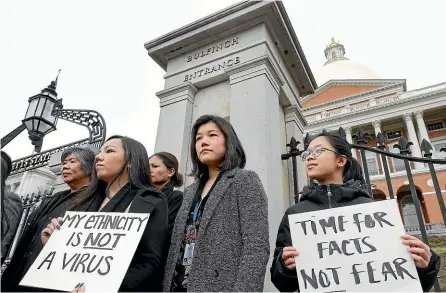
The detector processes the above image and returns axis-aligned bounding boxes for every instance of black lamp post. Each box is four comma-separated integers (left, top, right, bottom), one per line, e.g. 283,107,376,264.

1,70,106,176
22,72,62,153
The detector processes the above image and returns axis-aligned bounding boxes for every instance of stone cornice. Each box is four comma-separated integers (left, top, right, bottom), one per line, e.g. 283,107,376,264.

305,79,407,100
145,1,316,96
306,86,445,126
284,104,306,132
302,81,405,111
156,82,198,106
144,1,256,57
226,55,284,93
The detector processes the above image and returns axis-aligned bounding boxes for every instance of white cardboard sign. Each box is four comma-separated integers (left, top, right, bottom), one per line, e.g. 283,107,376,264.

289,199,423,292
20,211,150,292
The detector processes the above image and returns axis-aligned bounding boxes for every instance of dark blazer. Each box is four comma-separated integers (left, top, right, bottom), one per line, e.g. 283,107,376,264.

163,168,270,292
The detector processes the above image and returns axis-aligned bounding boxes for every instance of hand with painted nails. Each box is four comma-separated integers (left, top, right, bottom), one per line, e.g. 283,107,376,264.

401,234,432,269
72,283,85,292
41,217,63,246
281,246,299,270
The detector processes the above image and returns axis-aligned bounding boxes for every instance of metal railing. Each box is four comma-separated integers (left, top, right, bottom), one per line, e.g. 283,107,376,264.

282,127,446,292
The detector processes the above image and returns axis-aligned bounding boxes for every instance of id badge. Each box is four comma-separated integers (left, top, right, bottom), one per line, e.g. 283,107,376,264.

182,242,195,265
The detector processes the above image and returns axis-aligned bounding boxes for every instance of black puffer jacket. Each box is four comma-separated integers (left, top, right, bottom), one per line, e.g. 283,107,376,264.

270,180,441,293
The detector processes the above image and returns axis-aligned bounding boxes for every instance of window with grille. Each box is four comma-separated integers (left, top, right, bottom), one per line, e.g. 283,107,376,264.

386,130,402,140
389,143,405,172
427,122,445,131
365,151,379,176
366,158,379,175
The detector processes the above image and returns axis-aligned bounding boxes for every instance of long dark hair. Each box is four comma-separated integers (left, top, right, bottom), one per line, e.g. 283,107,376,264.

150,152,183,187
189,115,246,179
304,128,366,185
71,135,151,208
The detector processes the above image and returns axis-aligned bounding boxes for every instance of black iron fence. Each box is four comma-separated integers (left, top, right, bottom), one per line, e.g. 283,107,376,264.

282,127,446,292
1,188,54,272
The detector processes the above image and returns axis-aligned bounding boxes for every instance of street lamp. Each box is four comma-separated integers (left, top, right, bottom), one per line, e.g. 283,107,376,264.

22,71,62,153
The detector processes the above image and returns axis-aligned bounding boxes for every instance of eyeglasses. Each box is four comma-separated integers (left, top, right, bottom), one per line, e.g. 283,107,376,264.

300,146,341,161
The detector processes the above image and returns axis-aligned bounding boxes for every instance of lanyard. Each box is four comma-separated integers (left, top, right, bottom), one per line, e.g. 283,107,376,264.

192,198,203,223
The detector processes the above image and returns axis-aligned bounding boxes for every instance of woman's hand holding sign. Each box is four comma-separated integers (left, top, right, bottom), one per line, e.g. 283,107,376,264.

41,217,63,246
282,246,299,270
401,234,432,269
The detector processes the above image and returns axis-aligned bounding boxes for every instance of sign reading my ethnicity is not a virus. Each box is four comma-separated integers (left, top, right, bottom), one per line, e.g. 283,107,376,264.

20,211,149,293
289,199,423,292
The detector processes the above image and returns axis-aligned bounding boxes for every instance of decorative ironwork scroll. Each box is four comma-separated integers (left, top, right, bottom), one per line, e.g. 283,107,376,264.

4,109,106,175
51,109,106,145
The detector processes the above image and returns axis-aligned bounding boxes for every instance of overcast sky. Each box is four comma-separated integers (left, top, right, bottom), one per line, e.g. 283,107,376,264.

1,0,445,161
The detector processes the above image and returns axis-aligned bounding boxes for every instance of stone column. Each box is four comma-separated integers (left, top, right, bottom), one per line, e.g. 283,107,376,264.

414,110,431,145
372,120,384,174
154,82,198,190
344,127,357,159
226,55,286,292
403,113,423,169
372,120,382,135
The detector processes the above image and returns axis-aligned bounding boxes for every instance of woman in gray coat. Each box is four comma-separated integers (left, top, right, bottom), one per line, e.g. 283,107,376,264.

163,115,270,292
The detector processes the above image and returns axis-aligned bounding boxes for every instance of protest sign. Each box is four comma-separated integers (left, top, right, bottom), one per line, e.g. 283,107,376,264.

20,211,150,292
289,199,423,292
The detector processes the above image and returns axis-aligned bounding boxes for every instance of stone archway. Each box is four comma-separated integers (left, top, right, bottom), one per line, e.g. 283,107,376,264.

372,189,386,201
396,185,429,226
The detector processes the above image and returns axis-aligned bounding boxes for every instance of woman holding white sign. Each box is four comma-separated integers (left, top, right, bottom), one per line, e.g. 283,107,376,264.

270,130,440,292
163,115,270,292
41,135,169,292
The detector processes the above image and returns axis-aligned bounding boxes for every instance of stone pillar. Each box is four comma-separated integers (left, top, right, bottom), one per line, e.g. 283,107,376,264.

414,110,431,145
372,120,384,175
344,127,357,159
154,82,198,189
403,113,423,169
226,56,286,292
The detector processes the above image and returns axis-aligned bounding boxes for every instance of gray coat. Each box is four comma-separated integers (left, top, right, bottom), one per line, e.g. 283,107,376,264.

163,168,270,292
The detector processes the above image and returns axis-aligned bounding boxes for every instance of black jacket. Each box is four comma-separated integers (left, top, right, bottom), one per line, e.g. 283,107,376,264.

1,191,22,265
2,187,169,292
270,180,441,293
2,189,76,292
160,182,183,237
117,187,169,292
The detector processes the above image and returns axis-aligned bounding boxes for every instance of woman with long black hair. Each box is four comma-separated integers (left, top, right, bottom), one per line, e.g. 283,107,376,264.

42,135,169,292
163,115,270,292
270,129,441,292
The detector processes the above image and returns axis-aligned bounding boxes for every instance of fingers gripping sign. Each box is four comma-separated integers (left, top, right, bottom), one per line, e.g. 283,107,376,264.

401,234,432,269
41,217,64,246
282,246,299,270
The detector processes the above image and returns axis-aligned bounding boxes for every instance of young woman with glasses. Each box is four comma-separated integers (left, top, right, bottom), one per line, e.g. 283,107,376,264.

270,129,440,292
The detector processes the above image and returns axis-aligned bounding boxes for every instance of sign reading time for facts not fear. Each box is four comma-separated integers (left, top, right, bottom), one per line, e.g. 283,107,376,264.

20,211,149,293
289,199,423,292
